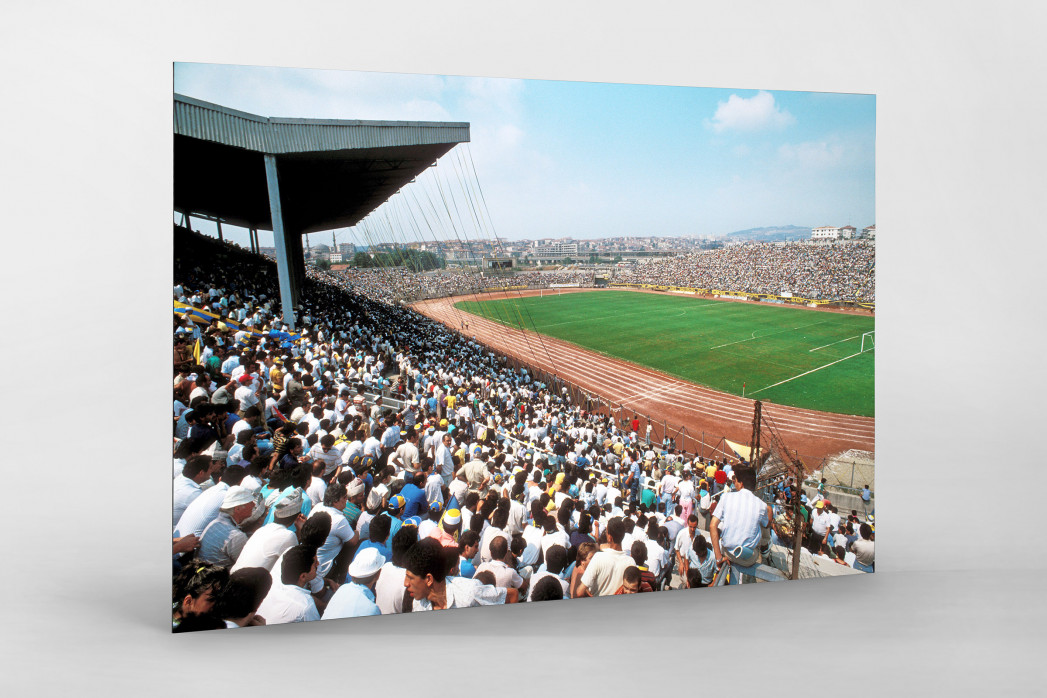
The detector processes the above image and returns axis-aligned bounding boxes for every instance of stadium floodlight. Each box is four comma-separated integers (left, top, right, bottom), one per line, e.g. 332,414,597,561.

860,330,875,354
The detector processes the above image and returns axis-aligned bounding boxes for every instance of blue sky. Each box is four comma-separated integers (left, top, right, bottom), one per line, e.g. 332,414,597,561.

174,64,874,247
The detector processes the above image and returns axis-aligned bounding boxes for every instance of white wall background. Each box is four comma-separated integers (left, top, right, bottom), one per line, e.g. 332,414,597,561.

2,1,1044,694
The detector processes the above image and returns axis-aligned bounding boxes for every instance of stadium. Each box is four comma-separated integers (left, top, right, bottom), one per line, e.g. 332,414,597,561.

171,86,875,630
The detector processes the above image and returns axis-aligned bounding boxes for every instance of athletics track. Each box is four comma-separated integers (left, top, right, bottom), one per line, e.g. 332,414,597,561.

411,287,874,467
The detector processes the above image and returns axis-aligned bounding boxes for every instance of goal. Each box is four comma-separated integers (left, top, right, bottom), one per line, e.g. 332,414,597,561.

860,330,875,353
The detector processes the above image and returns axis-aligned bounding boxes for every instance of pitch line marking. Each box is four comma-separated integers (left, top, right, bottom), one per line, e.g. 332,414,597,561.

748,350,864,396
419,302,875,439
708,320,828,350
809,334,861,352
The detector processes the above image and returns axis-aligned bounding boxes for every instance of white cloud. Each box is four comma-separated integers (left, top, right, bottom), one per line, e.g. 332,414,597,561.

709,90,795,133
778,139,846,169
492,123,523,149
462,76,525,117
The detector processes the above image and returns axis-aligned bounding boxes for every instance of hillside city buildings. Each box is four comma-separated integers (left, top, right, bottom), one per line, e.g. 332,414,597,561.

254,225,875,266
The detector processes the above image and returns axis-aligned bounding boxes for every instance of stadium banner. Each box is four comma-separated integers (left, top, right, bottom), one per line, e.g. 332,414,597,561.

723,438,753,462
606,285,850,309
548,283,581,288
481,285,528,293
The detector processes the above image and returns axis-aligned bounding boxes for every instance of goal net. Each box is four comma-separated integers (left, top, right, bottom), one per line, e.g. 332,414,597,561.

860,331,875,353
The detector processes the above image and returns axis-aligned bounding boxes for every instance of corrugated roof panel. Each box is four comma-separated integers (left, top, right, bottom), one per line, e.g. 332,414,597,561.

175,95,469,156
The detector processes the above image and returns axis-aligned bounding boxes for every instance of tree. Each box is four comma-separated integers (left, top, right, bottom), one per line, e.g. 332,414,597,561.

562,257,575,265
352,251,373,268
612,254,623,264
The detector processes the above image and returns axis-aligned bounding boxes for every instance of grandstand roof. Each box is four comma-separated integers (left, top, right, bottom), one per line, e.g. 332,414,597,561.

174,94,470,234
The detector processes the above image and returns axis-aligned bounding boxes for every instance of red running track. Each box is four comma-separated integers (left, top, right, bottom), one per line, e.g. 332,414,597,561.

411,288,874,467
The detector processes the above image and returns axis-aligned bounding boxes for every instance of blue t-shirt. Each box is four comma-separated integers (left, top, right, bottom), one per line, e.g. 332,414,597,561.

223,413,241,432
399,483,428,519
354,540,391,564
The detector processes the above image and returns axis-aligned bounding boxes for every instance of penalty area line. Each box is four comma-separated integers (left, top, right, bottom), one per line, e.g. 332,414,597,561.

748,350,863,396
809,334,861,352
709,319,828,350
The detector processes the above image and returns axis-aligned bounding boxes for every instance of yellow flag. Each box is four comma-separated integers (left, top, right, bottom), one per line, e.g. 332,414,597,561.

193,338,202,365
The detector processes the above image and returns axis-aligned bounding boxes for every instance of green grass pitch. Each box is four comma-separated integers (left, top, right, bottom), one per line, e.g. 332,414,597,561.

454,290,874,417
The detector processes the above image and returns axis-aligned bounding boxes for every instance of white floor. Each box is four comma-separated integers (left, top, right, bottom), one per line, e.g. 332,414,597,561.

6,567,1044,696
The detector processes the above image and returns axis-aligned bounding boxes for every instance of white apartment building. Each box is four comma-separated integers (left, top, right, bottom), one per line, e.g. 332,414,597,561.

533,242,579,257
811,225,841,241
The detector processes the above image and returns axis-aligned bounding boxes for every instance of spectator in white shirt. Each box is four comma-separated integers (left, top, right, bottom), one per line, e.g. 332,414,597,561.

173,455,214,527
255,545,322,624
404,538,515,610
232,490,305,573
174,466,247,538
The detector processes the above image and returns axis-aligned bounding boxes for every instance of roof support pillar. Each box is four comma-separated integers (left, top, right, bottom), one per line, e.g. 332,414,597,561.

289,233,306,304
264,154,298,330
216,219,224,242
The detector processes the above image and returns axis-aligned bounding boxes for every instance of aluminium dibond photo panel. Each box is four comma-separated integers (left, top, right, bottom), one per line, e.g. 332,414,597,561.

171,63,876,632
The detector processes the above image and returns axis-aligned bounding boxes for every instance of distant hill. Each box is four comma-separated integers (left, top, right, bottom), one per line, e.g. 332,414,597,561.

724,225,811,242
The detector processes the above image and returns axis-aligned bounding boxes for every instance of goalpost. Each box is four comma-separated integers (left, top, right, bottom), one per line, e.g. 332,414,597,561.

860,330,875,353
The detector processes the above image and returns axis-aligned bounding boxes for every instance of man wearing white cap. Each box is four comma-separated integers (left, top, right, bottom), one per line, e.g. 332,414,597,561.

232,489,305,573
321,547,384,620
197,487,260,567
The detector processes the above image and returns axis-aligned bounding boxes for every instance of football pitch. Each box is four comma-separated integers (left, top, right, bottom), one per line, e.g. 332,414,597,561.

454,290,874,417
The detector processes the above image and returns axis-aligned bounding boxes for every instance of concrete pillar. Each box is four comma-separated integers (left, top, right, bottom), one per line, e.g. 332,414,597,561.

288,232,306,306
264,154,297,330
216,219,224,242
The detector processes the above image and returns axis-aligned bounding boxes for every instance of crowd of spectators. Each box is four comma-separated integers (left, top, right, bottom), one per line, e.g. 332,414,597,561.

325,241,874,305
333,268,596,304
614,241,876,302
171,227,874,631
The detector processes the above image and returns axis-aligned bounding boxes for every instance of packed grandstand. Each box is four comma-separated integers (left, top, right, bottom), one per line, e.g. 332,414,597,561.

171,226,874,631
614,241,875,302
285,240,872,305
